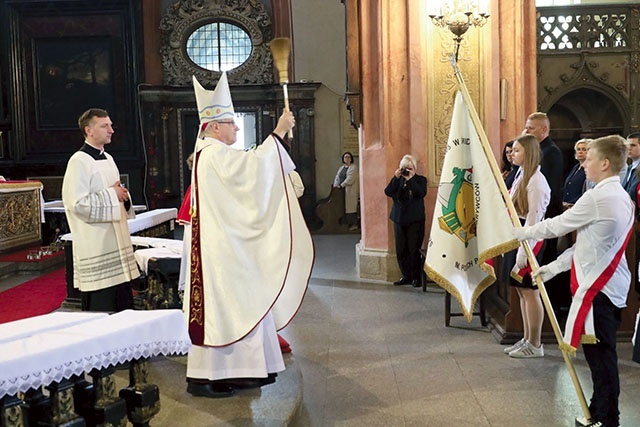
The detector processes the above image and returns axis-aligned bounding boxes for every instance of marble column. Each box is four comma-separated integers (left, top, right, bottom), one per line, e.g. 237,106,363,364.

355,0,537,282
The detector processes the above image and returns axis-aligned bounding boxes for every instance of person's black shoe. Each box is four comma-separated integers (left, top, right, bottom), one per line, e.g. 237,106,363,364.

411,279,421,287
260,373,277,386
187,382,234,398
217,378,263,389
393,277,411,286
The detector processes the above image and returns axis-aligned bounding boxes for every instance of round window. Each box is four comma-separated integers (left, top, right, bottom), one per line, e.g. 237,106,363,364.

186,22,252,71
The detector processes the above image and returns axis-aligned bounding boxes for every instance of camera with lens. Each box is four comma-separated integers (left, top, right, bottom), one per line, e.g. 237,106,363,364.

400,168,410,177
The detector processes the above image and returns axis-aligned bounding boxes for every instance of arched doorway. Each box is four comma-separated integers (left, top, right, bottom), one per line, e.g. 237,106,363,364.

547,88,625,177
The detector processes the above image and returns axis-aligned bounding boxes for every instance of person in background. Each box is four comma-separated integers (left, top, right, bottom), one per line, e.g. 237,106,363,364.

625,133,640,297
501,140,519,190
622,133,640,208
562,138,589,210
523,112,563,218
558,138,590,252
502,134,550,359
384,154,427,288
177,153,194,293
333,151,359,231
514,135,632,427
183,73,313,398
62,108,139,312
523,112,568,323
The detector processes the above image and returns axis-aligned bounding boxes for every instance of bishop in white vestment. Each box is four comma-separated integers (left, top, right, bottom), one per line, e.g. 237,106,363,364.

183,74,313,398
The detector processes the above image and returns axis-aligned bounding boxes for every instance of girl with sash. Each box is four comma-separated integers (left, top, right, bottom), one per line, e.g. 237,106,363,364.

513,135,633,427
502,134,550,358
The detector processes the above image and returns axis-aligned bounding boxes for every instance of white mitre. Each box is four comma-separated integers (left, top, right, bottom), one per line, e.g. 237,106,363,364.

192,72,235,124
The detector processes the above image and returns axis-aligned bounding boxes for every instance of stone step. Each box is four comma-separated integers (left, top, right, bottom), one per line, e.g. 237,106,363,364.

113,353,302,426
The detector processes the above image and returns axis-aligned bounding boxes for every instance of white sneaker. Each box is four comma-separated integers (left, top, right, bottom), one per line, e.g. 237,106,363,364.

509,341,544,358
575,416,603,427
503,338,526,354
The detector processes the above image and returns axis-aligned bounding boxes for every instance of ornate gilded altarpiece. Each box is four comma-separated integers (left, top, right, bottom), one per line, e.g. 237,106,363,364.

426,27,485,187
0,182,42,253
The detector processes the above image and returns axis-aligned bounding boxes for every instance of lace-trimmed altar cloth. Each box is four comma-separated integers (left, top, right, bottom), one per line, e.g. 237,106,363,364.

0,309,191,397
0,312,108,344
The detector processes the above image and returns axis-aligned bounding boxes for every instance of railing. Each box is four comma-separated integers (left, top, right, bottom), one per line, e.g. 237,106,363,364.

538,4,639,53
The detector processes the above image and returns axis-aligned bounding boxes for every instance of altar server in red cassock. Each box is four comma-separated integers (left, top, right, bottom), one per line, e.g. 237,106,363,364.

514,135,633,427
183,73,313,398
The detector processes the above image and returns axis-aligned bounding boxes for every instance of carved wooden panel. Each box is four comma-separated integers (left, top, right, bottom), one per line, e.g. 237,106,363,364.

2,0,143,161
537,4,640,131
0,183,42,253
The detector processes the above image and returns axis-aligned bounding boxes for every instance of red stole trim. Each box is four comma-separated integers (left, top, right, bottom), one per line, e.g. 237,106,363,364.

188,152,205,346
567,227,632,348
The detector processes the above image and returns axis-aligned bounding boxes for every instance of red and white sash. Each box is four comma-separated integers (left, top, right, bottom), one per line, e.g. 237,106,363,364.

562,214,634,354
510,239,544,283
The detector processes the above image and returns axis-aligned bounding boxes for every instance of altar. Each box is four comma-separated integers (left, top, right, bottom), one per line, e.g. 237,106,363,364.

0,309,191,427
60,208,178,309
0,180,43,253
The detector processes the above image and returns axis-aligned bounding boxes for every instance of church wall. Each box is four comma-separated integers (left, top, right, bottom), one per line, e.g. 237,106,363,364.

291,0,347,201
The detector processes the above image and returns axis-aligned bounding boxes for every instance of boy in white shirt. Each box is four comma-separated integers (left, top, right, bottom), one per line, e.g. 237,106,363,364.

513,135,633,427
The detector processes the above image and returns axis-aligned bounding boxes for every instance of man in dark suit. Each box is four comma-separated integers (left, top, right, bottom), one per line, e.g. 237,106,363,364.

523,112,568,321
622,133,640,205
524,112,564,218
623,133,640,295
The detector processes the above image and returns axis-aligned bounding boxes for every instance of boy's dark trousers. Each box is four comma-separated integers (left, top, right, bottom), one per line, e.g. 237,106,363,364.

582,292,621,427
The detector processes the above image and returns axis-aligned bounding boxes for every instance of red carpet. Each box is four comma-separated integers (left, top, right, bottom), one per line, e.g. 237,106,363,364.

0,268,67,324
0,246,64,263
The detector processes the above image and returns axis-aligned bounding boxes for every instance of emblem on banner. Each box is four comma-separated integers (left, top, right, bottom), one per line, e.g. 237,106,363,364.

437,166,477,246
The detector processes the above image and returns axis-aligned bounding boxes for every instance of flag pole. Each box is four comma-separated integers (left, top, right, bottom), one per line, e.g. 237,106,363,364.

448,55,591,421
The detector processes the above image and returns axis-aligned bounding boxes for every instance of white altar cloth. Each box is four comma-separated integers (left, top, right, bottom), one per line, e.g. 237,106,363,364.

0,309,191,397
134,247,182,274
60,208,177,241
44,200,147,213
0,312,108,344
130,236,183,250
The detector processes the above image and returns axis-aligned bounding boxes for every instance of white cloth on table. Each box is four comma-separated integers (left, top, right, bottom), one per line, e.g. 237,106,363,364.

130,235,183,250
0,309,191,397
60,209,177,243
134,247,182,274
0,312,108,344
126,208,176,235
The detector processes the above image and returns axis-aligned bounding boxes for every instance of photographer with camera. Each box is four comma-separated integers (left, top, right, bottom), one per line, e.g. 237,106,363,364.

384,154,428,287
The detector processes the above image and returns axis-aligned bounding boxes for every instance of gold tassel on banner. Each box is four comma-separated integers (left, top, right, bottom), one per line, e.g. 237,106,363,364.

269,37,294,140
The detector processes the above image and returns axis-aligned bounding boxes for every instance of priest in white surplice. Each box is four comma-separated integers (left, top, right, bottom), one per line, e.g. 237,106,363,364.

183,74,314,398
62,108,139,312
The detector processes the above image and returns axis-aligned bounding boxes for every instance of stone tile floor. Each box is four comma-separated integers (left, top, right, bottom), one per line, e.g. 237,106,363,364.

2,234,640,426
